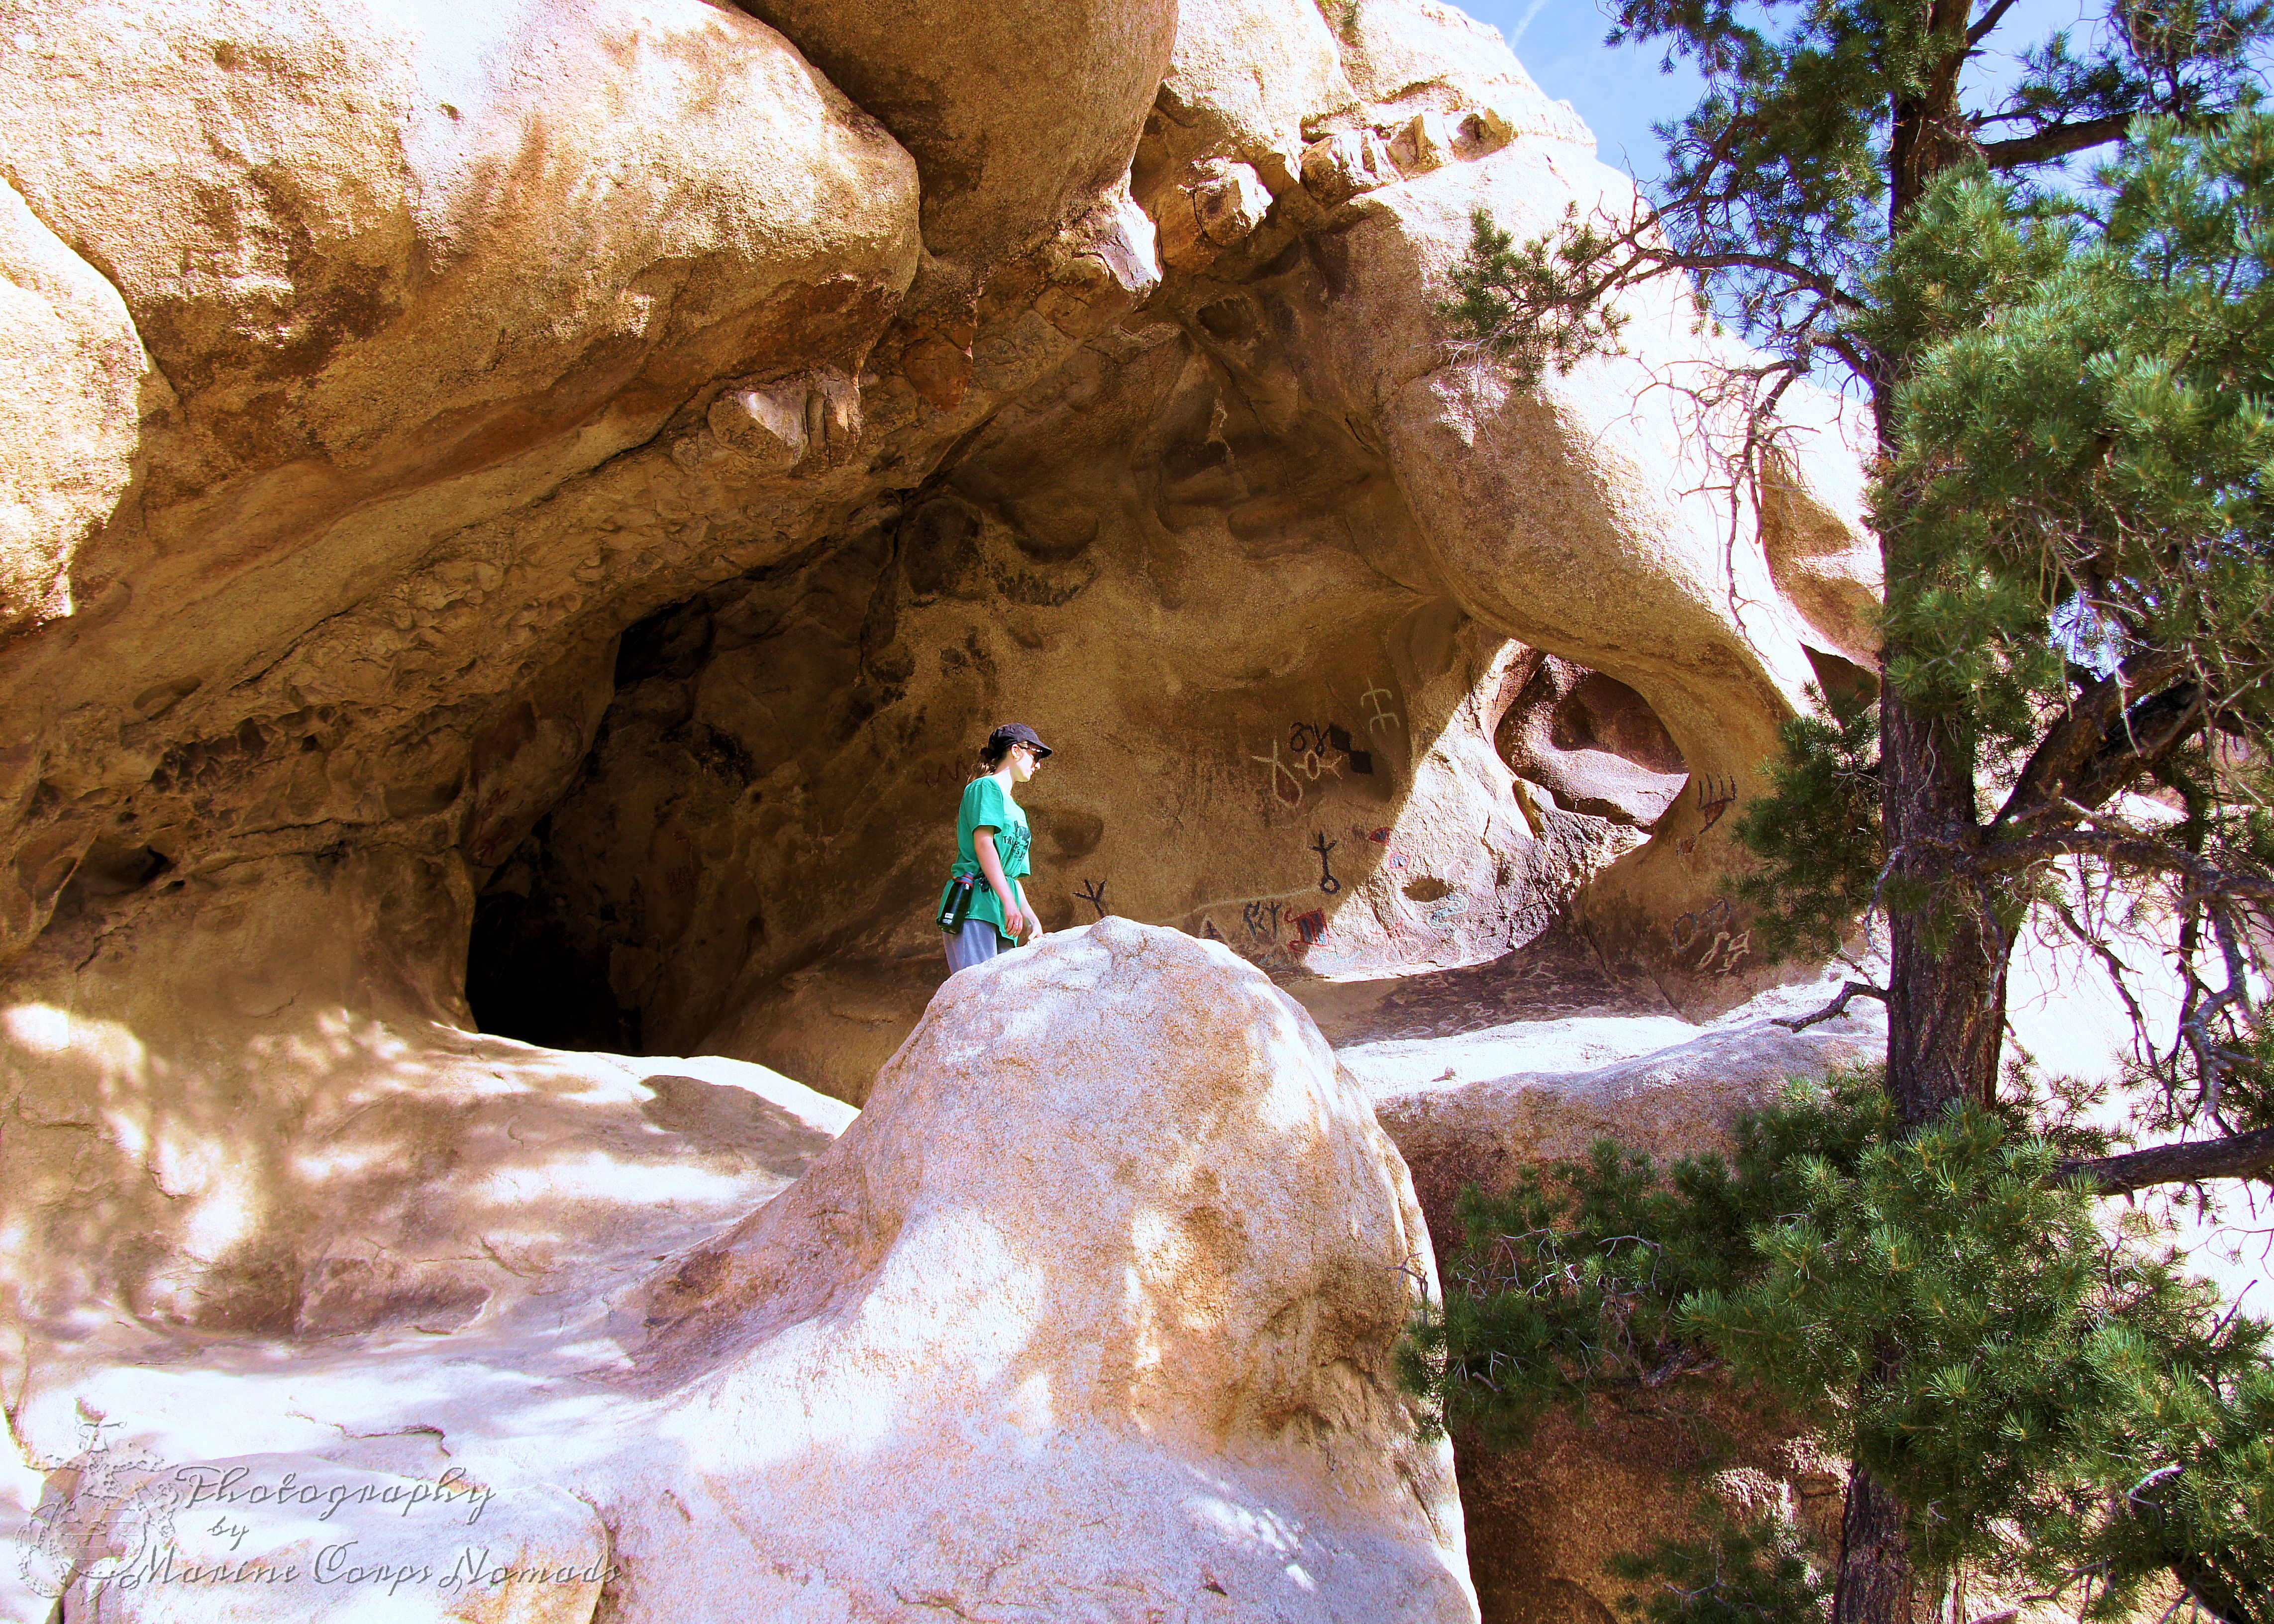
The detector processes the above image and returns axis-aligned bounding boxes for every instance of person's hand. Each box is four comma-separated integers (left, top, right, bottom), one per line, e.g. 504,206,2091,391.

1002,906,1028,938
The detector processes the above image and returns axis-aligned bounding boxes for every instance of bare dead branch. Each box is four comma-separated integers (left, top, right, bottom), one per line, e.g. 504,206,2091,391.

2059,1127,2274,1194
1965,0,2026,46
1964,832,2274,906
1775,980,1891,1031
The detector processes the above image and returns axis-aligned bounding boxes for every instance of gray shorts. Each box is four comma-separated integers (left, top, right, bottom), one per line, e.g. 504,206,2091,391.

943,917,1006,973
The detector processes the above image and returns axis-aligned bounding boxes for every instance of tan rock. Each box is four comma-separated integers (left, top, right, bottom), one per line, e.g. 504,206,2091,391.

0,180,156,639
0,0,922,960
738,0,1176,271
1361,988,1886,1245
1156,161,1276,268
1354,976,1885,1624
588,921,1475,1620
1333,0,1594,150
0,846,853,1338
1496,653,1691,827
1300,129,1397,203
35,1451,608,1624
10,921,1476,1623
1389,110,1458,174
1159,0,1357,172
1281,135,1871,1008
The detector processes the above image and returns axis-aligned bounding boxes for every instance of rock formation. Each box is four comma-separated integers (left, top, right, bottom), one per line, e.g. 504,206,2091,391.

0,0,1900,1617
12,922,1470,1623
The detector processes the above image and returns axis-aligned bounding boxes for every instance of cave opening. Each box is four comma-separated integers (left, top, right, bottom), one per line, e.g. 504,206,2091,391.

1493,653,1690,828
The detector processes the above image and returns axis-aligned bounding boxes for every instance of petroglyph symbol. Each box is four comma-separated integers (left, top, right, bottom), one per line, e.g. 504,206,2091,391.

1075,877,1109,918
1310,832,1341,894
1255,730,1345,806
1360,680,1399,737
1253,739,1308,805
1293,719,1375,775
1242,900,1283,941
1292,909,1328,946
1201,919,1225,941
1676,776,1741,858
1670,895,1751,974
1695,775,1739,833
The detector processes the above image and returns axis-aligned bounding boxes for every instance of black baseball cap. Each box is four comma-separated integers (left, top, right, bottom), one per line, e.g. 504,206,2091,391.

990,722,1053,758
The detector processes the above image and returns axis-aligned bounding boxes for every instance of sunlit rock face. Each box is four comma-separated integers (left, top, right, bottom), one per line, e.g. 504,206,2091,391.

0,0,1876,1115
10,923,1471,1624
445,0,1881,1102
0,0,1884,1617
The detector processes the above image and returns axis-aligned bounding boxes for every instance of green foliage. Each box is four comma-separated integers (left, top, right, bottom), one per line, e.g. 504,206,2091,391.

1683,1101,2259,1597
1437,207,1633,388
1402,1072,1891,1448
1726,689,1883,961
1607,1506,1828,1624
1883,116,2274,750
1417,3,2274,1618
1406,1072,2274,1619
1607,0,2274,361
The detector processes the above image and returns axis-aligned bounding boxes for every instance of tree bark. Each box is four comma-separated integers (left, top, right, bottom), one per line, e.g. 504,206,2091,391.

2059,1127,2274,1195
1880,694,2009,1127
1836,15,2012,1615
1832,1465,1937,1624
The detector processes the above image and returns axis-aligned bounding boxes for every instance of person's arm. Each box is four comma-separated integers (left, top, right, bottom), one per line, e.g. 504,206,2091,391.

973,828,1027,936
1012,877,1039,942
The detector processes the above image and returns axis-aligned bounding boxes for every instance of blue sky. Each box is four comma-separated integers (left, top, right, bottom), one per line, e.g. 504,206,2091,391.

1456,0,2110,185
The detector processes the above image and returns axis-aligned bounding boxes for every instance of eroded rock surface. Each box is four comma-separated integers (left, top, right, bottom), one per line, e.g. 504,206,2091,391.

11,922,1471,1624
0,0,1874,1106
0,0,1901,1618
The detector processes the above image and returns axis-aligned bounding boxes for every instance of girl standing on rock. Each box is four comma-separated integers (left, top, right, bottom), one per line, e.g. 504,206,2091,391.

938,723,1050,973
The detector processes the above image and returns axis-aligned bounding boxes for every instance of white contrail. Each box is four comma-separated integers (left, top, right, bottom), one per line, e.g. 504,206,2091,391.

1507,0,1551,45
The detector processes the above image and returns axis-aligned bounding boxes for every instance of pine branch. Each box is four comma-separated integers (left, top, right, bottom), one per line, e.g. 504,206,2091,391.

2057,1126,2274,1194
1990,651,2193,829
1979,113,2136,168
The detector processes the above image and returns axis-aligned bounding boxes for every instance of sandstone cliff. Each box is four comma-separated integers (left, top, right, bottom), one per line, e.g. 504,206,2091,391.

0,0,1896,1618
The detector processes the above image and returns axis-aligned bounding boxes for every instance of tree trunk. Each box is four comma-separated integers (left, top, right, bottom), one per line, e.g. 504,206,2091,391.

1880,692,2009,1127
1832,1466,1936,1624
1840,23,2014,1606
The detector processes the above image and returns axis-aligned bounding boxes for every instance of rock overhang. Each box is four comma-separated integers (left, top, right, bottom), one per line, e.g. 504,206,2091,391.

0,1,1890,1618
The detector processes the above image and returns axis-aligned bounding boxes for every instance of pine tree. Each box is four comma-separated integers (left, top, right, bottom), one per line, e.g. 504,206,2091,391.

1405,1074,2274,1623
1432,4,2274,1619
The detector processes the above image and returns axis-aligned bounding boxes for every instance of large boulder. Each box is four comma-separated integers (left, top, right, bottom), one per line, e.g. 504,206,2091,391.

603,919,1470,1621
1348,967,1886,1624
732,0,1177,273
9,920,1475,1623
1362,986,1886,1245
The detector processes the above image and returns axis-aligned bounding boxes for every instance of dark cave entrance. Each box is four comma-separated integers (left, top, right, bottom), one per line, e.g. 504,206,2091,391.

462,592,743,1056
464,877,644,1053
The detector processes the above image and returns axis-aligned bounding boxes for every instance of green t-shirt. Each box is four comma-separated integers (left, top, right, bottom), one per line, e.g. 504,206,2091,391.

940,775,1033,943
